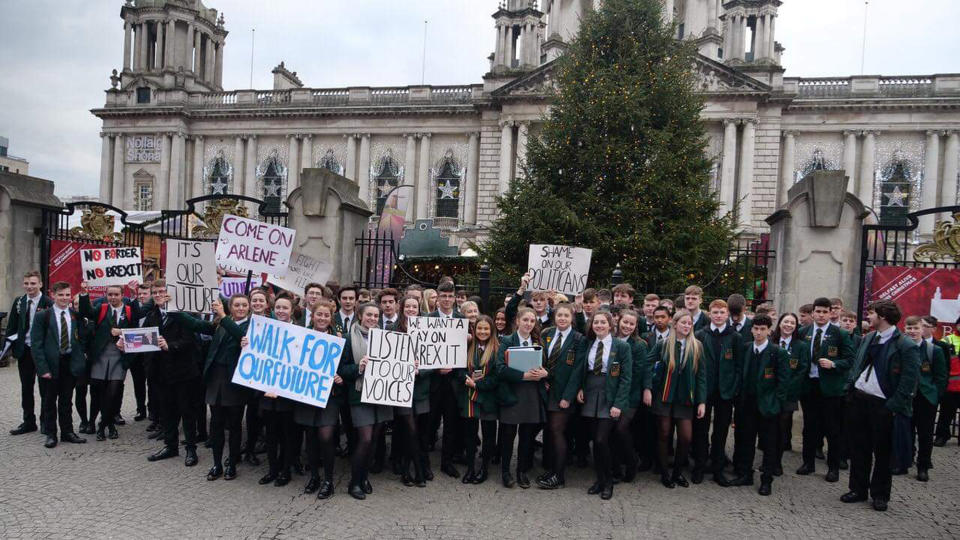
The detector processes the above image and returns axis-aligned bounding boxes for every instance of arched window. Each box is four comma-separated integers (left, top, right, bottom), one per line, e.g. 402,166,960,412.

206,151,231,195
319,149,343,175
375,153,400,215
260,151,286,213
879,156,913,226
133,170,154,211
434,152,462,219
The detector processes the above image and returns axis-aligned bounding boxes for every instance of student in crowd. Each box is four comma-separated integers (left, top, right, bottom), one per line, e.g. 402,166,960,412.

457,315,500,485
495,307,548,488
294,299,343,499
641,294,660,330
377,288,400,330
128,282,153,423
728,315,790,496
240,288,272,466
842,300,919,512
922,316,953,377
903,316,947,482
334,287,359,335
72,294,94,435
612,283,637,308
494,309,509,340
428,282,463,479
798,304,814,330
392,295,432,487
610,308,647,482
933,316,960,447
404,284,424,306
339,303,393,500
829,298,844,324
770,313,809,473
536,303,583,490
727,294,753,339
644,310,706,488
7,271,53,436
596,289,613,308
643,305,672,348
839,311,861,349
660,298,675,314
423,289,437,314
455,289,468,312
683,286,708,331
575,288,601,335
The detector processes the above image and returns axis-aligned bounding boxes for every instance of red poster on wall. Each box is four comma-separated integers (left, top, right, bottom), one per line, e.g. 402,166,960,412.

869,266,960,337
48,239,134,300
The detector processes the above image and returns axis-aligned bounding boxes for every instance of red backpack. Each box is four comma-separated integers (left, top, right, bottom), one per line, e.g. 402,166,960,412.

97,303,132,326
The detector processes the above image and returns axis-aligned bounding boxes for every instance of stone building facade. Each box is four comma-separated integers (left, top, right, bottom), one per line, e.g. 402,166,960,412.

93,0,960,251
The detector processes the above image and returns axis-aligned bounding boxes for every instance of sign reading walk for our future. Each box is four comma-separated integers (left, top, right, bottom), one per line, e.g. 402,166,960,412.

215,214,296,276
362,329,416,408
80,247,142,287
165,239,219,314
406,316,468,370
526,244,592,296
232,315,345,408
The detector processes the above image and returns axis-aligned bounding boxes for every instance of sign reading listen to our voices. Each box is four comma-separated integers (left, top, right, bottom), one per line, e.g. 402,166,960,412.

165,240,218,313
526,244,593,295
80,247,142,287
362,329,416,407
406,316,468,370
215,214,296,276
232,315,345,408
268,251,334,295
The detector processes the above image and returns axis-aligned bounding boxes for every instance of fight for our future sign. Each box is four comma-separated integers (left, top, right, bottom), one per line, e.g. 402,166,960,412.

215,214,296,276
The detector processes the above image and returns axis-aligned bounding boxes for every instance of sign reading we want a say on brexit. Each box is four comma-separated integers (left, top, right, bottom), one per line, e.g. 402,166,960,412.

215,214,296,276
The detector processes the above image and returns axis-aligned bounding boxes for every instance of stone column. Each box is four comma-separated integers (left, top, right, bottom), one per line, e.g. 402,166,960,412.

99,133,113,203
404,134,418,221
417,133,432,220
169,132,185,208
842,130,858,196
757,15,768,59
683,0,696,38
165,20,175,69
155,21,164,69
736,15,746,59
465,132,480,225
215,41,223,87
123,21,132,70
498,120,514,194
157,133,171,209
515,122,529,176
114,135,129,208
287,135,300,194
722,16,731,58
185,24,194,71
139,23,150,70
493,24,503,67
300,134,313,176
358,134,371,208
920,130,942,234
205,38,214,82
779,130,796,207
663,0,675,25
707,0,718,30
345,134,357,180
942,131,960,207
859,131,877,206
233,136,245,193
720,119,738,215
767,15,777,59
244,135,258,200
738,119,756,230
192,135,205,199
193,31,201,74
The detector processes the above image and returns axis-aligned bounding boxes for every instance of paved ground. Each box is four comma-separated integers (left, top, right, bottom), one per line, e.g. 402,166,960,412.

0,364,957,539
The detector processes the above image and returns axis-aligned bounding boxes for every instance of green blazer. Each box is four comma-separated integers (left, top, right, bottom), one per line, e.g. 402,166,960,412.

78,295,139,367
692,310,709,332
623,335,649,408
644,339,706,407
777,336,811,402
454,344,499,417
333,311,357,337
917,341,948,406
540,326,584,407
337,335,363,406
577,337,632,411
30,307,87,379
799,323,855,397
849,329,921,417
695,325,744,401
494,332,547,408
739,343,791,418
202,317,248,378
732,316,753,341
5,293,52,358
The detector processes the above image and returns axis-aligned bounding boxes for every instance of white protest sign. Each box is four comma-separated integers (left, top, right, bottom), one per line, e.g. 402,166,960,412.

220,276,263,297
526,244,592,295
80,247,142,287
361,329,416,407
268,251,334,294
165,240,219,313
406,316,468,370
232,314,345,407
215,214,296,276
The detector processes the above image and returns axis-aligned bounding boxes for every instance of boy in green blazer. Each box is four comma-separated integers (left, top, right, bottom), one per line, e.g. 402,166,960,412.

904,316,947,482
6,270,52,435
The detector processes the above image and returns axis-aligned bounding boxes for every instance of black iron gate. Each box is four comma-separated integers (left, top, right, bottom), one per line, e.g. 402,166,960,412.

157,194,289,240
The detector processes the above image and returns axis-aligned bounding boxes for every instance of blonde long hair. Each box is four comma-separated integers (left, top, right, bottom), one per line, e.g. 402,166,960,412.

665,310,701,374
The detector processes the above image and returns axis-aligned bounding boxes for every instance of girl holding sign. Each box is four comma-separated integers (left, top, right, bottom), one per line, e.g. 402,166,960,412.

339,303,394,500
612,308,648,485
205,296,253,482
576,311,632,500
457,315,500,485
241,288,271,467
495,307,548,489
643,310,707,489
294,299,343,499
392,295,431,487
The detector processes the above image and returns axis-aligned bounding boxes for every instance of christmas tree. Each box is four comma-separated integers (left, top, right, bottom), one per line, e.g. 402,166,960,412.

475,0,737,294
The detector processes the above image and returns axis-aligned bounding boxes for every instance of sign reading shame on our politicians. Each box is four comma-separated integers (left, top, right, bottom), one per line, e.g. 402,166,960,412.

362,329,416,407
220,276,264,297
268,251,334,294
164,240,219,313
526,244,592,296
215,214,296,276
406,316,468,370
232,315,345,408
80,247,143,287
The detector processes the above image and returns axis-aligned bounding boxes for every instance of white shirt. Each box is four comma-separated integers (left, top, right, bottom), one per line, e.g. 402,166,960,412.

548,327,571,357
710,323,727,334
853,325,897,399
780,336,792,351
691,310,703,326
876,325,896,345
339,311,353,328
304,308,313,326
517,333,533,348
808,322,832,379
753,339,769,355
24,293,41,346
110,304,123,325
655,328,670,343
588,335,613,373
53,305,72,353
382,315,398,326
437,308,454,319
924,336,934,346
731,317,746,332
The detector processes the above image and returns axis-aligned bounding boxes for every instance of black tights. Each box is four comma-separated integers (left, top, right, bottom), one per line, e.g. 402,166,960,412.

499,423,538,474
92,379,123,428
210,404,244,466
395,414,424,477
658,417,692,476
591,418,616,485
351,422,386,485
463,418,497,468
305,425,337,481
612,409,638,475
74,375,89,424
547,411,571,478
262,409,294,475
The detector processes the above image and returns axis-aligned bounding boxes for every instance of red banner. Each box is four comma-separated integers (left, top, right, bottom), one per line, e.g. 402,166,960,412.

48,239,134,300
869,266,960,337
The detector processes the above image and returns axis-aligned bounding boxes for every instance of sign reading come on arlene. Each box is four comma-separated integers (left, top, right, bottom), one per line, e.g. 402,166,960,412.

215,214,296,276
526,244,592,296
80,247,143,287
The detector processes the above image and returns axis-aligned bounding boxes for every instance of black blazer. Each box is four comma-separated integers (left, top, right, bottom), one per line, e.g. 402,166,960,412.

5,293,53,358
142,307,212,384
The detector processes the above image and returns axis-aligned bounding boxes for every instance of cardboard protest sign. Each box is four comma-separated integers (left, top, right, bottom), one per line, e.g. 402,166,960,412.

220,276,263,297
268,251,334,294
526,244,592,295
164,240,219,313
361,329,416,407
80,247,142,287
232,315,345,407
215,214,296,276
406,316,468,370
121,327,161,353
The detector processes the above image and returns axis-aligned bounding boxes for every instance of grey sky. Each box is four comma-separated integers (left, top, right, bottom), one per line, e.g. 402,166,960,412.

1,0,957,198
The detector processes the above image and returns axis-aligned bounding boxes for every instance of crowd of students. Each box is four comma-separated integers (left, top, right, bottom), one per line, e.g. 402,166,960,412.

4,269,958,511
